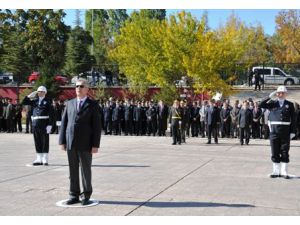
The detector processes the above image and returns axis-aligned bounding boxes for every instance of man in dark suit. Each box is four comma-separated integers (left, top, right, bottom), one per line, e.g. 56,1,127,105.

206,99,220,144
59,78,101,205
237,101,253,145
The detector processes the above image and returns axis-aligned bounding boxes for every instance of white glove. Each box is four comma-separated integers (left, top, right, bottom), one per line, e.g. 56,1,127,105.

46,125,52,134
269,91,277,99
290,133,296,140
179,121,182,126
27,91,38,98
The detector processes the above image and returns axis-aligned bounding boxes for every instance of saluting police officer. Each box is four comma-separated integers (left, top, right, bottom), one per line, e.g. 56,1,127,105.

259,86,296,179
169,100,183,145
22,86,54,166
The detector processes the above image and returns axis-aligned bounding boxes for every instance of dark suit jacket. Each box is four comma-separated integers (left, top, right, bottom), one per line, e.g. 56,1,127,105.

238,108,253,128
206,106,220,126
59,97,101,152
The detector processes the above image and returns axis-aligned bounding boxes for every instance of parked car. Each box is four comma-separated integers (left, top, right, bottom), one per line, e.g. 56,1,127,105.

252,66,299,85
28,72,69,85
0,72,14,84
71,71,106,86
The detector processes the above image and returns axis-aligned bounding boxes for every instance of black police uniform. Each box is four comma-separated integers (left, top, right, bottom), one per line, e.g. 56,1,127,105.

259,98,296,163
169,106,183,145
22,96,54,154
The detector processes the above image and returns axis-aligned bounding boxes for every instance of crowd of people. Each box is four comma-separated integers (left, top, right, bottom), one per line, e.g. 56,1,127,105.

1,94,300,145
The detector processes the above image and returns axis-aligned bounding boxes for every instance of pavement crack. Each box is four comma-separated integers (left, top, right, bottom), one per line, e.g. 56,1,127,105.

124,158,214,216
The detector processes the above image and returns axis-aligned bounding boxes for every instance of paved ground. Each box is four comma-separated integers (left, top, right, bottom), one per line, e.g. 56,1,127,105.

0,133,300,216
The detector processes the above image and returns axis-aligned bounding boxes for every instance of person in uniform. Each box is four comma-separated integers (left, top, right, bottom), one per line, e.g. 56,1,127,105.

237,101,253,145
103,101,113,135
169,100,183,145
14,100,23,133
180,100,189,143
157,100,169,136
252,102,262,139
5,98,15,133
220,102,232,138
59,78,101,205
230,100,240,138
133,101,143,136
259,86,296,179
190,101,200,137
206,99,220,144
22,86,54,166
146,101,157,136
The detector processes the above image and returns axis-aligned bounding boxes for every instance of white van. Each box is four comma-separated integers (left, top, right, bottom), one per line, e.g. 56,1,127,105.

252,66,299,85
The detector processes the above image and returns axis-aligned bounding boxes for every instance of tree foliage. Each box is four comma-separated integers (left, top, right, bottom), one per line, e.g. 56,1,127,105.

272,10,300,63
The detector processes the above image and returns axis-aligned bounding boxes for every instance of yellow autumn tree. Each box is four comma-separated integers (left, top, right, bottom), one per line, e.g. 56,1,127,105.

273,10,300,63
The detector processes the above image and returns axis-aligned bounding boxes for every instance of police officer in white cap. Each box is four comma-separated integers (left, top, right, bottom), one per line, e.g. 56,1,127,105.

22,86,54,166
259,85,296,179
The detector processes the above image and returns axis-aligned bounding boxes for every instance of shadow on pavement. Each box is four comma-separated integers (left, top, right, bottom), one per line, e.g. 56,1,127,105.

99,200,255,208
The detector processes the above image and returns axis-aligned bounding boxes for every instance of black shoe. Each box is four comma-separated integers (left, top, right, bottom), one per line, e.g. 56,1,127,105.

43,163,48,166
215,141,218,144
240,142,244,145
81,198,91,206
178,142,181,145
32,162,43,166
172,143,176,145
246,142,249,145
269,174,280,178
206,141,211,144
65,198,80,205
282,175,290,179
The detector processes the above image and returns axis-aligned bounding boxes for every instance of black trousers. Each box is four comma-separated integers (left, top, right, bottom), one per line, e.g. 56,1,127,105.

171,120,181,144
270,133,290,163
67,149,93,199
33,127,49,153
207,124,218,143
240,127,250,144
26,115,32,133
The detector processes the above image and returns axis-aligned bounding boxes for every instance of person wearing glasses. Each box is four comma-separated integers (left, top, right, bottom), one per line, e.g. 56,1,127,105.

259,86,296,179
59,78,101,206
22,86,54,166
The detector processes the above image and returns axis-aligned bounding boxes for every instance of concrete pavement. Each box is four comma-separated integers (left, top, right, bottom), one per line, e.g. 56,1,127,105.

0,133,300,215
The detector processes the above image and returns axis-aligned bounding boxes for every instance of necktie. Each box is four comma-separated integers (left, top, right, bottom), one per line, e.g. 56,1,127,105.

78,100,83,111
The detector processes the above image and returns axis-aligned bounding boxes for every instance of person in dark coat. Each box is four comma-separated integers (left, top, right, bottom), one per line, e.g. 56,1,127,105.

230,100,240,138
5,98,15,133
206,99,220,144
103,101,113,135
112,100,123,135
133,101,143,136
22,86,54,166
0,98,4,132
180,100,189,143
157,100,169,136
220,102,231,138
254,70,262,91
259,86,296,179
146,101,157,136
169,100,183,145
190,101,200,137
252,102,262,139
140,101,148,135
124,100,134,135
237,101,253,145
59,78,101,205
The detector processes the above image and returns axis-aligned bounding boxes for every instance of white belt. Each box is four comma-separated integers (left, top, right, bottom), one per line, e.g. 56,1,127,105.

269,121,291,125
31,116,49,120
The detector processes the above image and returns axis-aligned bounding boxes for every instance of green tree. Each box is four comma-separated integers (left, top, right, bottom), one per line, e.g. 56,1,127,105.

64,26,94,76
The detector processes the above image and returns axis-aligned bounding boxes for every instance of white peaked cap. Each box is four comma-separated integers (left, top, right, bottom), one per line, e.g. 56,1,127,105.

37,86,47,93
276,85,287,93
